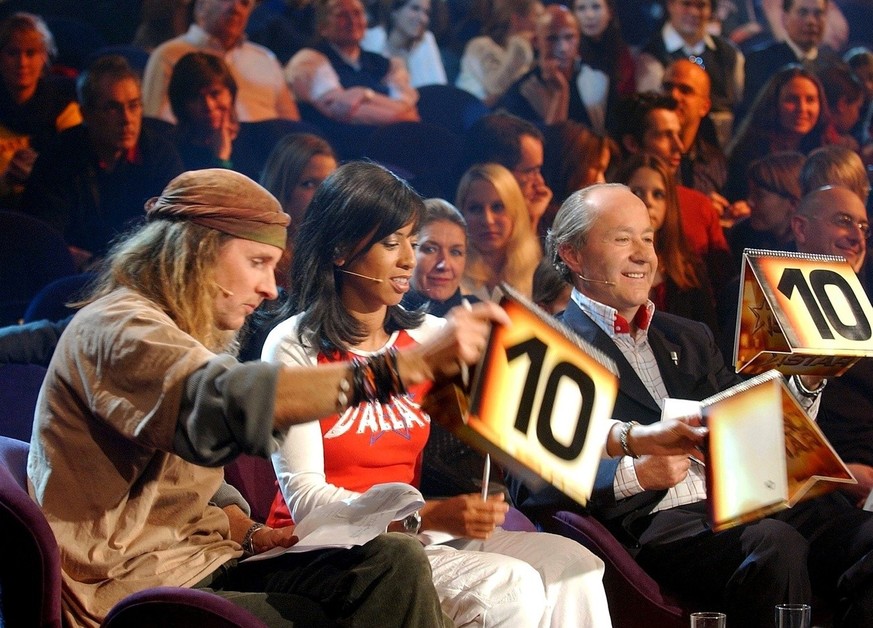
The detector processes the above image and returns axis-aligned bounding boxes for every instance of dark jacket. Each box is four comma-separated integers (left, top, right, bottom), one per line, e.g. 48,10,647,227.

507,299,740,544
21,124,183,256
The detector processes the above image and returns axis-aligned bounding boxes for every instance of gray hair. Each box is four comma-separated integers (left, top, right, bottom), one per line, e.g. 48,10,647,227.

422,198,467,233
546,183,626,282
800,145,870,204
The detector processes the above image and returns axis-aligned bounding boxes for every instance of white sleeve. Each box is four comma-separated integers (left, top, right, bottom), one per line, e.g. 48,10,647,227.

635,51,665,94
285,49,342,103
407,31,447,87
385,57,419,104
459,36,532,102
141,45,177,123
262,315,362,522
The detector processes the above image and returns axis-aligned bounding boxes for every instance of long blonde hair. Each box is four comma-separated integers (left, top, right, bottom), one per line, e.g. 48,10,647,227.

456,162,541,296
84,220,236,353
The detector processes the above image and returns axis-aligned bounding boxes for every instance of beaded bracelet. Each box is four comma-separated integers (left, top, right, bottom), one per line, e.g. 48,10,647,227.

344,350,406,408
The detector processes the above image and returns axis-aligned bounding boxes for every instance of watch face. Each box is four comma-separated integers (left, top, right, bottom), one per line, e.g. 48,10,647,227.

403,511,421,534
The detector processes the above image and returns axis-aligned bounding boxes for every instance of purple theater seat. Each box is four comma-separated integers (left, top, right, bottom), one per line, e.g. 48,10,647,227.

224,453,278,524
546,510,689,628
0,435,62,628
101,587,268,628
0,363,48,441
0,436,268,628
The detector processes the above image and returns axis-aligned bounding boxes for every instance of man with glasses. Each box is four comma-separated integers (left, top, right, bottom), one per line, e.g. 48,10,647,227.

796,186,873,520
637,0,744,116
743,0,840,111
511,183,873,627
454,112,553,234
21,55,183,267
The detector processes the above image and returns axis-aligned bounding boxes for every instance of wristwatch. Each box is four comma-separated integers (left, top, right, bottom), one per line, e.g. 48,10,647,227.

401,510,422,535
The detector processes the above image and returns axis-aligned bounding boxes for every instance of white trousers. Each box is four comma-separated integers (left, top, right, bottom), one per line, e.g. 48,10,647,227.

425,528,612,628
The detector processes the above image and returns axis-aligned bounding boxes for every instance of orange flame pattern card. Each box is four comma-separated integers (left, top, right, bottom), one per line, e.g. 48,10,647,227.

734,250,873,375
426,286,619,507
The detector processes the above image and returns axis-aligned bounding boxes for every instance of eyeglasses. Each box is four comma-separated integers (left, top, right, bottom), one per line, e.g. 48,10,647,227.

808,212,872,240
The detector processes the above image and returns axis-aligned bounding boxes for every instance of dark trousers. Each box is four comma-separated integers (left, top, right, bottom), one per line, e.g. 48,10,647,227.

635,495,873,628
195,533,452,627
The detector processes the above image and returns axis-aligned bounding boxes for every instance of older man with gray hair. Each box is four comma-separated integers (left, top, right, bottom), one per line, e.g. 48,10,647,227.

509,182,873,627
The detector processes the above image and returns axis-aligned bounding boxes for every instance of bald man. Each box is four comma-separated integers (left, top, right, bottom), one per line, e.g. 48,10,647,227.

795,187,873,514
663,59,728,200
498,5,617,132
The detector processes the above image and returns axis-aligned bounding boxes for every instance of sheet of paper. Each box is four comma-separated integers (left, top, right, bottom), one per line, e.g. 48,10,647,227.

244,482,425,561
661,398,705,465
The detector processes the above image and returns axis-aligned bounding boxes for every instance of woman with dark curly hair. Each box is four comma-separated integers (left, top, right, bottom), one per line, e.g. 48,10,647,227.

725,64,830,201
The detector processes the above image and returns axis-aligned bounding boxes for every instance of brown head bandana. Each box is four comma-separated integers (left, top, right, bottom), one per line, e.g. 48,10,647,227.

145,169,290,249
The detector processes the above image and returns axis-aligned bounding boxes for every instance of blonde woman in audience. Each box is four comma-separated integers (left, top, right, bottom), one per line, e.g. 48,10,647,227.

404,198,478,317
362,0,447,87
456,162,542,297
455,0,541,106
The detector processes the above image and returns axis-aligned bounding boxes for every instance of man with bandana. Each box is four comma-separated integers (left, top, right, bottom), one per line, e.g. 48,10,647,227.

27,167,507,628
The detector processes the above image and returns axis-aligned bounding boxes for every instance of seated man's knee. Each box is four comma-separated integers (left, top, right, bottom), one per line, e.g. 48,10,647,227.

741,519,809,574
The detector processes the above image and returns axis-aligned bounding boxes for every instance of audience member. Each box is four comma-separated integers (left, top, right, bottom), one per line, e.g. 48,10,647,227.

28,167,496,628
455,0,540,106
614,153,718,333
285,0,419,127
132,0,193,51
456,162,542,297
404,197,478,316
532,256,572,315
615,92,733,292
167,51,239,170
743,0,839,111
400,197,488,501
795,186,873,505
508,182,873,628
262,160,705,628
0,12,81,206
727,151,806,268
662,59,729,202
259,131,338,283
759,0,848,52
260,132,338,244
21,55,183,268
541,120,615,233
844,47,873,147
573,0,635,103
726,64,830,201
499,4,615,133
799,144,870,204
142,0,299,124
636,0,744,117
455,112,552,232
362,0,447,87
818,62,865,151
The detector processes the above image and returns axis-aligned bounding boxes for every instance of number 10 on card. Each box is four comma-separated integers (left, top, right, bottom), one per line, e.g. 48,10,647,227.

468,294,619,506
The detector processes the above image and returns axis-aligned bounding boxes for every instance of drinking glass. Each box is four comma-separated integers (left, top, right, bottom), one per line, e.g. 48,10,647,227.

690,611,727,628
775,603,811,628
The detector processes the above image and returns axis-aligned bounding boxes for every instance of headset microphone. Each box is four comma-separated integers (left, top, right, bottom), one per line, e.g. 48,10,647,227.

338,268,384,283
578,274,615,286
215,283,235,297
